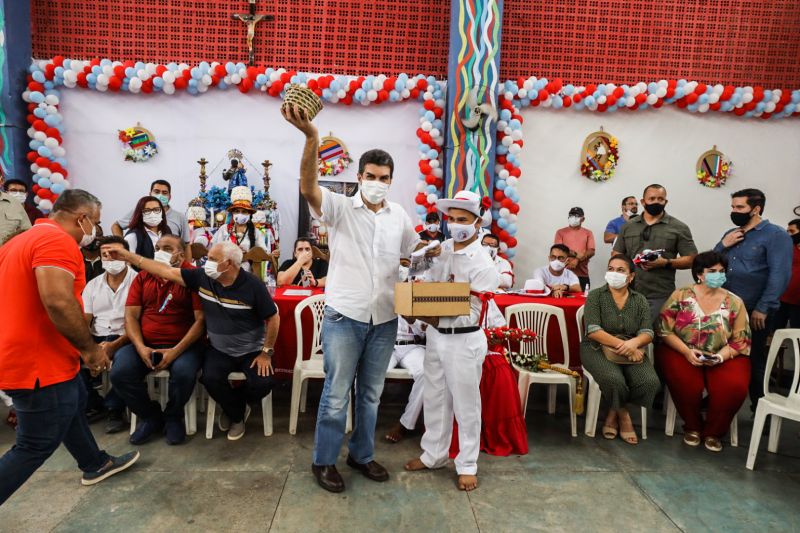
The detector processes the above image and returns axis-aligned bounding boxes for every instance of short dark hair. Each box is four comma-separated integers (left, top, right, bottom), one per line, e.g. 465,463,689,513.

158,234,184,250
643,184,666,197
3,179,28,192
97,235,129,251
731,188,766,215
294,237,313,250
358,149,394,177
608,255,635,273
788,218,800,230
52,189,102,214
482,233,500,246
150,179,171,193
621,195,635,206
425,211,440,223
691,251,728,283
550,244,571,256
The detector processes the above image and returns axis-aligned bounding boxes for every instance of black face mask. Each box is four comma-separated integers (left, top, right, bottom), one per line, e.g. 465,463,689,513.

84,239,100,252
791,233,800,245
643,203,665,216
730,210,752,227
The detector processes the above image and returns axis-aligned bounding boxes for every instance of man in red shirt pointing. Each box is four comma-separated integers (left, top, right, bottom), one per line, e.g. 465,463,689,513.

0,190,139,505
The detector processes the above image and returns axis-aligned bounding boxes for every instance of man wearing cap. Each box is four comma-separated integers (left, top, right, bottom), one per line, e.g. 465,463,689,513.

554,207,595,291
404,190,500,492
282,104,440,493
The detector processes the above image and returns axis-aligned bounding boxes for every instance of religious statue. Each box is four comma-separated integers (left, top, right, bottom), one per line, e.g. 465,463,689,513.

232,0,274,66
222,149,249,192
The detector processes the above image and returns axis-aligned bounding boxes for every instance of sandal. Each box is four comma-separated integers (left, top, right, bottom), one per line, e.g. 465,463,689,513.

620,430,639,445
704,437,722,452
683,431,701,447
602,424,618,439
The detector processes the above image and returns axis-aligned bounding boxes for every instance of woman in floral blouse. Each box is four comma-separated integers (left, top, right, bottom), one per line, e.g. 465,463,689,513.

658,251,751,452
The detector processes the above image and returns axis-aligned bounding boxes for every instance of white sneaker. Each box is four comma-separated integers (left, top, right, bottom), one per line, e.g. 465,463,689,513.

226,405,251,441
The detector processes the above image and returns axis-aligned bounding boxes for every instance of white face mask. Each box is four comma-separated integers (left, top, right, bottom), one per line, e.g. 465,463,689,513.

605,271,629,289
233,213,251,225
483,245,498,259
425,223,439,233
153,249,175,266
549,259,566,272
360,180,389,205
79,217,97,249
568,216,582,228
625,209,637,217
143,212,162,227
398,265,410,282
8,191,27,203
449,222,478,243
204,259,226,280
102,260,127,275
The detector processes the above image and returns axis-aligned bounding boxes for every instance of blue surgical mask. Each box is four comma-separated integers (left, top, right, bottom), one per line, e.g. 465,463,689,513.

703,272,727,289
155,194,170,207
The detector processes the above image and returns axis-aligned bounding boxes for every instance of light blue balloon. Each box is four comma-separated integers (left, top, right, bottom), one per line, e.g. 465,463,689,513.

648,82,658,94
167,62,178,71
218,81,228,90
322,89,332,99
596,85,607,95
30,91,45,103
63,59,72,70
496,145,508,155
496,180,507,190
416,206,427,216
506,249,516,259
354,89,366,102
497,218,508,229
504,185,515,196
791,91,800,104
507,224,517,235
188,86,199,95
564,84,575,95
225,62,236,74
100,59,112,67
426,185,437,194
552,98,563,109
256,74,267,85
38,177,52,189
37,146,52,157
617,98,626,107
389,90,400,102
427,149,438,159
135,61,145,70
763,90,772,103
44,81,54,90
509,119,522,129
191,67,201,79
153,77,164,88
125,67,136,78
91,65,102,75
29,140,42,150
55,157,67,166
199,61,210,72
188,79,198,88
424,110,435,122
32,71,45,83
584,96,595,107
520,97,531,107
500,109,512,121
44,115,61,126
755,102,765,112
33,108,46,118
698,94,709,105
433,119,443,130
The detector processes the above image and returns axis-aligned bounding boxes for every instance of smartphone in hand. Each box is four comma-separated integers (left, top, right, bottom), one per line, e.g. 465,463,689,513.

151,351,164,366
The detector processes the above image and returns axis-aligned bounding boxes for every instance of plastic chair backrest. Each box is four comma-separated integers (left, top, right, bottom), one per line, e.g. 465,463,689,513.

764,329,800,399
293,294,326,371
576,305,585,342
504,303,570,367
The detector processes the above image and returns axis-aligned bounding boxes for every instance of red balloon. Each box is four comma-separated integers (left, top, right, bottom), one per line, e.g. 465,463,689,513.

27,151,38,163
427,206,437,213
35,157,49,167
415,193,427,205
214,64,226,77
32,184,40,193
635,93,646,104
584,84,597,95
307,78,318,90
44,64,56,80
613,87,624,98
433,108,443,119
598,103,608,112
415,225,423,233
175,77,188,90
410,89,420,99
507,237,518,248
280,72,291,84
694,83,707,95
28,81,44,92
416,78,427,90
425,175,437,185
606,96,617,107
562,96,572,108
419,161,432,174
686,93,699,104
510,204,520,214
141,79,153,93
33,120,47,132
501,198,513,209
434,178,444,188
494,190,505,201
53,55,64,67
77,72,88,88
423,99,435,110
113,65,126,79
710,102,722,111
246,66,258,80
498,230,510,241
239,78,252,93
108,76,122,91
378,90,389,102
510,168,521,178
181,69,192,80
157,65,168,76
37,189,51,199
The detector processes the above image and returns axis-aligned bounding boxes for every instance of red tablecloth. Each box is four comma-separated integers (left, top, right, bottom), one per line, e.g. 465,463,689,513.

272,286,325,379
493,293,585,371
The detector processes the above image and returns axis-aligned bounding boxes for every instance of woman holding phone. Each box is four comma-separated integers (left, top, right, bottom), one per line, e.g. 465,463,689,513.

657,251,752,452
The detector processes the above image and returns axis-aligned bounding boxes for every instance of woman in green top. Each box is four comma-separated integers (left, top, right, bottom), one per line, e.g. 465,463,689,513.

581,256,660,445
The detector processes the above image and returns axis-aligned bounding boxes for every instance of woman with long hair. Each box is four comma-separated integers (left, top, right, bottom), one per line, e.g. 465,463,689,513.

124,196,171,260
210,187,267,272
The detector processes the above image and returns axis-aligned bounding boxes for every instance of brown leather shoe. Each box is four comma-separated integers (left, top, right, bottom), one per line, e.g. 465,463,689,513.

346,455,389,482
312,464,345,493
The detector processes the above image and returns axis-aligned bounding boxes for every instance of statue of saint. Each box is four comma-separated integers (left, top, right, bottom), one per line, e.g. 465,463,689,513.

222,158,249,192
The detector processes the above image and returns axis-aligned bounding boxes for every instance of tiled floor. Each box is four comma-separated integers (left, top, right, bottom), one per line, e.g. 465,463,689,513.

0,381,798,532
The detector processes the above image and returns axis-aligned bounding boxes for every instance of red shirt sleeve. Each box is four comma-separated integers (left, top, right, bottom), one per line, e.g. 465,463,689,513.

126,272,144,306
31,230,82,278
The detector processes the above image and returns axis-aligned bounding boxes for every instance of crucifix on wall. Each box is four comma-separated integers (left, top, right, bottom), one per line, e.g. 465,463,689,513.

232,0,274,66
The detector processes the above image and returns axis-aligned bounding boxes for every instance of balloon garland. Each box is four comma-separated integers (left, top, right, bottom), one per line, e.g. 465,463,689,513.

414,81,447,229
491,96,523,259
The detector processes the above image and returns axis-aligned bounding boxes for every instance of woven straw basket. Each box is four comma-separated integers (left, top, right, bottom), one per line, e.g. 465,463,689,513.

283,84,323,120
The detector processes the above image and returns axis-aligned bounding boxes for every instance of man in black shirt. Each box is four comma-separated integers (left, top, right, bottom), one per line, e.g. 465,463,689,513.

277,238,328,287
103,240,280,441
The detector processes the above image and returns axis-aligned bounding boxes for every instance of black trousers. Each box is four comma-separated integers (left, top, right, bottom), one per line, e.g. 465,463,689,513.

200,346,274,423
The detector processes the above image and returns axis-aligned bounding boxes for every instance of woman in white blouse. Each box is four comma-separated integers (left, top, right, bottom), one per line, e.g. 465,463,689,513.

123,196,171,260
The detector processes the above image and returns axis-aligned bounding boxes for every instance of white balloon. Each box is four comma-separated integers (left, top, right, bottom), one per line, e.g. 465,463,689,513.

421,121,433,132
708,93,720,104
499,242,508,252
96,84,108,92
45,94,59,105
30,164,39,172
137,69,150,81
44,137,59,148
511,130,523,141
37,167,52,178
742,93,753,103
432,168,443,178
33,195,41,205
501,136,513,147
597,95,607,105
416,182,427,193
162,71,175,83
163,83,175,95
337,89,346,99
63,79,77,89
656,87,667,98
128,77,143,90
499,169,510,179
367,90,378,101
198,83,209,93
698,103,710,113
372,79,383,91
765,101,776,113
499,208,510,218
52,146,65,157
45,105,58,115
34,131,46,141
625,96,635,106
430,128,441,138
22,91,31,103
508,144,521,154
427,193,438,204
646,94,658,105
39,199,53,211
506,176,519,187
518,88,528,99
201,74,212,86
429,159,440,168
145,63,158,75
497,120,508,130
230,74,242,84
401,89,410,98
51,172,64,183
102,65,113,76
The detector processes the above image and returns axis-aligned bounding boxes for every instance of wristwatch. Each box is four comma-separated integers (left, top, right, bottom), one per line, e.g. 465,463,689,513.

262,347,275,356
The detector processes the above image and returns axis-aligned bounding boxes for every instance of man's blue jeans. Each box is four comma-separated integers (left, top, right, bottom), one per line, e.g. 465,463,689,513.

0,375,110,505
312,307,397,466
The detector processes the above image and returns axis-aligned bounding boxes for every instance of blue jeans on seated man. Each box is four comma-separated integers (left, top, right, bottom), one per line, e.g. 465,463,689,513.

313,306,397,466
200,346,275,423
109,343,203,423
80,335,125,415
0,375,111,505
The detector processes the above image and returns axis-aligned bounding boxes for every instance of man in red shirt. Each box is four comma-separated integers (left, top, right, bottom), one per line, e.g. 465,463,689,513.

0,190,139,505
554,206,596,291
777,219,800,328
110,234,205,446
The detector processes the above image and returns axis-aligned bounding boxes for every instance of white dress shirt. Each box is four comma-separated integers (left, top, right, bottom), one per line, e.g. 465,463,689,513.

532,265,580,288
422,239,501,328
494,256,515,289
82,267,137,336
124,228,161,253
312,187,419,324
210,224,269,272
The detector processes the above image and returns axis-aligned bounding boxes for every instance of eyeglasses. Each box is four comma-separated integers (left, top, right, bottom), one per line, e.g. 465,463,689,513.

642,225,652,241
142,208,163,215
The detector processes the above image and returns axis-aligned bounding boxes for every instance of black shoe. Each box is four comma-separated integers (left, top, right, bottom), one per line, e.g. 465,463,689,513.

129,415,165,445
81,451,140,486
312,464,345,493
105,411,126,434
346,455,389,482
164,420,186,445
85,406,108,423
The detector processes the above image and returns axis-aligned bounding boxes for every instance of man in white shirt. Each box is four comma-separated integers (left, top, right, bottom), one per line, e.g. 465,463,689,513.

481,233,514,289
404,190,499,492
81,236,136,433
282,104,439,493
112,179,191,242
384,316,427,444
532,244,582,298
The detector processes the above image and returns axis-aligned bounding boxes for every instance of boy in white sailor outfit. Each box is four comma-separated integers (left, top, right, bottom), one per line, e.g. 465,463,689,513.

384,315,427,443
404,190,499,492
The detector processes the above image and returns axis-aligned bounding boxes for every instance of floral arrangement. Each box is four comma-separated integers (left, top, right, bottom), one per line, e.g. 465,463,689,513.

697,156,733,188
118,124,157,162
201,185,231,212
319,152,352,176
580,135,619,182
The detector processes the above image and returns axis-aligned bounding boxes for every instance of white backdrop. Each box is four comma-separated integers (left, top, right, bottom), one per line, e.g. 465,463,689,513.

61,91,800,282
60,90,422,262
515,107,800,288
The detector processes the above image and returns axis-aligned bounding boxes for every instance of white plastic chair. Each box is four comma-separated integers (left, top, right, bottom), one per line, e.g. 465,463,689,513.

746,329,800,469
664,388,737,446
505,303,577,437
289,295,352,434
129,370,197,436
577,305,649,439
204,374,273,439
